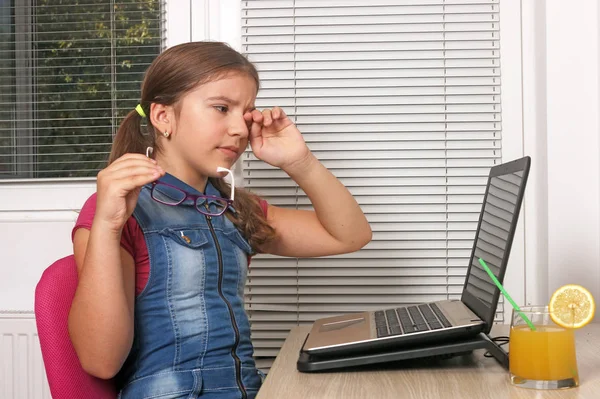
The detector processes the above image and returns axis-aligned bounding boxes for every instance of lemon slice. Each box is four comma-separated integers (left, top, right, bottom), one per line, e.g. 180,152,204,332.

549,284,595,328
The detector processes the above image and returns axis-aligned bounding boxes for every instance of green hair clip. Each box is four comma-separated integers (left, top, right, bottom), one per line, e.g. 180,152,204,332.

135,104,146,118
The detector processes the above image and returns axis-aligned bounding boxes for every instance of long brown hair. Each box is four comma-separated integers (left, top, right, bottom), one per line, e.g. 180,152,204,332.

108,41,275,251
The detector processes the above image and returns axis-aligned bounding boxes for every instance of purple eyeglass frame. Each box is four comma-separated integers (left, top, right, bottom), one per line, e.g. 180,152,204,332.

150,181,233,217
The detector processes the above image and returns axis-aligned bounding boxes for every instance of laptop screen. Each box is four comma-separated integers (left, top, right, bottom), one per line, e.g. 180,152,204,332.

461,157,530,331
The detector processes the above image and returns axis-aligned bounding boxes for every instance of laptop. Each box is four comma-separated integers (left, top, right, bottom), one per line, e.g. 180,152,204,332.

301,156,531,357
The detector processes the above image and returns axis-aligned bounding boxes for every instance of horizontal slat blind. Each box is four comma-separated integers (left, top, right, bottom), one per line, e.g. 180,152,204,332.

242,0,504,371
0,0,165,179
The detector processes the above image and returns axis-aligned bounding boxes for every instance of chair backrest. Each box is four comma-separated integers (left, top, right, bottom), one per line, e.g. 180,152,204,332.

35,255,117,399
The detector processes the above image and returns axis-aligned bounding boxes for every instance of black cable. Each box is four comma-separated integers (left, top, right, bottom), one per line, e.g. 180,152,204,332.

483,336,509,358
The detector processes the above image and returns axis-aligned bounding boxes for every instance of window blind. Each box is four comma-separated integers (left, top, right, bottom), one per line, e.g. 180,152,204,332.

0,0,165,179
241,0,503,371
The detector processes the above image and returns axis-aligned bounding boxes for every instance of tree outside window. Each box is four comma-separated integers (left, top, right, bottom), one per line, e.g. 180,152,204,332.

0,0,164,179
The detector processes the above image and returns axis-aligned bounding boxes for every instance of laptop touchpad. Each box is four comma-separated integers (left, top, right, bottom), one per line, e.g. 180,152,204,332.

319,318,365,332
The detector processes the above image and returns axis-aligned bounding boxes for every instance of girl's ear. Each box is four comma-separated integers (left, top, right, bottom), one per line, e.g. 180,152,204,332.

149,103,175,136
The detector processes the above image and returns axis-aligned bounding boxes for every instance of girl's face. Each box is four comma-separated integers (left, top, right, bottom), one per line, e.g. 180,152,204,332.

164,73,257,189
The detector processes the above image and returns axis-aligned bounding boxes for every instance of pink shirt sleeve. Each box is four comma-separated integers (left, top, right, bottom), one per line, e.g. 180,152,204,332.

72,193,150,296
259,198,268,218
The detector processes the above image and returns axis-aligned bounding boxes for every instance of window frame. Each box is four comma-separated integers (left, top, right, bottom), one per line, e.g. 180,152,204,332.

0,0,193,216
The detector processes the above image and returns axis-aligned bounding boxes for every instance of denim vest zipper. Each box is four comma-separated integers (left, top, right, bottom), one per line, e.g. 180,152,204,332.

117,173,262,398
206,213,247,399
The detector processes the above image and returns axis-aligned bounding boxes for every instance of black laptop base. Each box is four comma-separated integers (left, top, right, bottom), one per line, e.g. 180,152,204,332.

297,332,509,372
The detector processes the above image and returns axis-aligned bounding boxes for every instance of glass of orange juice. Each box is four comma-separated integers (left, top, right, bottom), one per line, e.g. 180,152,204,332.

509,306,579,389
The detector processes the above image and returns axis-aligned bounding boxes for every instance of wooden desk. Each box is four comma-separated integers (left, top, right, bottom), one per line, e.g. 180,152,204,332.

257,324,600,399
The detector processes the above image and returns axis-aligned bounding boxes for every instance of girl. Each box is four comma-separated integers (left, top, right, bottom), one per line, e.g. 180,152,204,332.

68,41,371,399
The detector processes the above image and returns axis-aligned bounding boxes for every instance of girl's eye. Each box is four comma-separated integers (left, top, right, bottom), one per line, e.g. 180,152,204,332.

214,105,228,113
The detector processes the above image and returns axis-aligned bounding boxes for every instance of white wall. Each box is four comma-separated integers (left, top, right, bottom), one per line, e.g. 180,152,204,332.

0,180,96,311
521,0,550,307
545,0,600,304
520,0,600,312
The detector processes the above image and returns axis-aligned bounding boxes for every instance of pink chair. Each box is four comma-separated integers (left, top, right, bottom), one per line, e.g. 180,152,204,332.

35,255,117,399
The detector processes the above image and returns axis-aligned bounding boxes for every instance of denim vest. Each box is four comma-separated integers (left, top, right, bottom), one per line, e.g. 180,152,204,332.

117,173,262,399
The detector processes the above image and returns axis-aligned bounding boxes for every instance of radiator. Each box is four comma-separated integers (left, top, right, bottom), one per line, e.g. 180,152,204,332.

0,311,51,399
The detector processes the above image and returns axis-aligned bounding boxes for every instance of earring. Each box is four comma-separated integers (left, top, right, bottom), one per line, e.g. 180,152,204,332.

163,131,170,138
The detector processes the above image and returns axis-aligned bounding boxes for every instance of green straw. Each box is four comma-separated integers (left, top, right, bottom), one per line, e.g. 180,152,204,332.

478,258,536,331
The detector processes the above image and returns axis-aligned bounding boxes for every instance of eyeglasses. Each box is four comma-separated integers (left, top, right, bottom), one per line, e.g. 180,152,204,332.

150,167,235,217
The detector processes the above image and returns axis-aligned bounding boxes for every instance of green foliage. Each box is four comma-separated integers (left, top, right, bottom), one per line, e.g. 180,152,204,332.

1,0,162,178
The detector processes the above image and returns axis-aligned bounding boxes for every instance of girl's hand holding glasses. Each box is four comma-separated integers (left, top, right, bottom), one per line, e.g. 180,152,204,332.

95,153,165,233
244,107,312,172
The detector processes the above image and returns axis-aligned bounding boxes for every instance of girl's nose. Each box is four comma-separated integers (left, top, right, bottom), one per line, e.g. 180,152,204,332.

230,115,250,137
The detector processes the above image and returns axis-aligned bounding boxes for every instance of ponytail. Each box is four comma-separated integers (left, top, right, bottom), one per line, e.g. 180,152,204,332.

107,109,151,165
210,177,276,252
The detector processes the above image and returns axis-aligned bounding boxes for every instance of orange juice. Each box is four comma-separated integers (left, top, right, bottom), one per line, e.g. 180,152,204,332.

509,325,578,382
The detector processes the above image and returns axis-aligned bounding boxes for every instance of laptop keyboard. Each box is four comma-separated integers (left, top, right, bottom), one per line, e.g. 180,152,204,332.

374,303,453,338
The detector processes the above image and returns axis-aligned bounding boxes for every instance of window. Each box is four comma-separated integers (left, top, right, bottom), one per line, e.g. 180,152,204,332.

241,0,506,371
0,0,165,179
